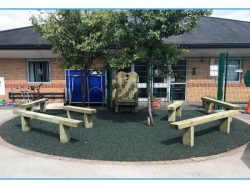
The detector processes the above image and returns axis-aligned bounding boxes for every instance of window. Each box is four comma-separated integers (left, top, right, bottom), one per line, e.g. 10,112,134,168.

27,59,51,83
171,60,187,83
226,59,241,82
214,58,242,82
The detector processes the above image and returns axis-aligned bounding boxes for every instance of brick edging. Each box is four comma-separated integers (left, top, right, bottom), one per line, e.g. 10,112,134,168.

0,115,248,166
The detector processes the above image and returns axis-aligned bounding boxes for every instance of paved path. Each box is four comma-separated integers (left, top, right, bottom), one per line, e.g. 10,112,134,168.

0,105,249,178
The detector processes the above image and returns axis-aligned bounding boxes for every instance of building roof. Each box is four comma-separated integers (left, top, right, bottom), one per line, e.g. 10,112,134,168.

0,26,51,49
164,17,250,48
1,17,250,50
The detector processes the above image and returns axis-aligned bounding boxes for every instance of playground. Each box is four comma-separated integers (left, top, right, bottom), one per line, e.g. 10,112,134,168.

0,69,249,163
0,106,250,161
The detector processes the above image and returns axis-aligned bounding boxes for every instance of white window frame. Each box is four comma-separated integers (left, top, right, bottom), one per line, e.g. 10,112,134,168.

26,59,52,84
225,58,242,83
214,58,242,83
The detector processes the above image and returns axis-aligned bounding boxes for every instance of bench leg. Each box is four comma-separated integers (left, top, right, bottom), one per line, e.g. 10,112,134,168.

59,124,70,143
183,127,194,147
21,116,31,132
168,110,176,122
66,110,71,119
220,117,231,134
176,106,182,117
201,100,205,108
205,102,213,113
40,102,46,113
84,114,93,128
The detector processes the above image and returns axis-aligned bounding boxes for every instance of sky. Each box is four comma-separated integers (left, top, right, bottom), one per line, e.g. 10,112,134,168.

1,10,250,31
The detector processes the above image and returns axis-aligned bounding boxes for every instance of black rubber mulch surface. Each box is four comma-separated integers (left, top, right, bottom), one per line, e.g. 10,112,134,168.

0,109,250,161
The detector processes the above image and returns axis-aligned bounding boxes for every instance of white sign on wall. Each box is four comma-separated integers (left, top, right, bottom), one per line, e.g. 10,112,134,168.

210,65,218,76
0,77,5,95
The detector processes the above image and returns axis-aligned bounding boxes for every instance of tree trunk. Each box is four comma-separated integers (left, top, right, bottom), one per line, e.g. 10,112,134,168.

86,69,89,106
147,64,154,125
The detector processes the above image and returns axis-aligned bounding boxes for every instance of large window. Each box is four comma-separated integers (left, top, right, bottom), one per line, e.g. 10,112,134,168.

226,59,241,82
213,58,242,82
27,59,51,83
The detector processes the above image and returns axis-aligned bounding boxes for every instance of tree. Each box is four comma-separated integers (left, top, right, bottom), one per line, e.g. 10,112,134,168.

30,10,110,106
31,10,211,125
105,10,212,125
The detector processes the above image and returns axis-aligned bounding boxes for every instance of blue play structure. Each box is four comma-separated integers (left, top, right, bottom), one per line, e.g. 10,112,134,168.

65,70,106,104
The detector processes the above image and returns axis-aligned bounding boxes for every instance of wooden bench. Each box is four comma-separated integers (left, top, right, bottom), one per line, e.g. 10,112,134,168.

20,98,48,112
167,101,184,122
170,110,239,147
63,106,97,128
201,97,241,113
13,109,82,143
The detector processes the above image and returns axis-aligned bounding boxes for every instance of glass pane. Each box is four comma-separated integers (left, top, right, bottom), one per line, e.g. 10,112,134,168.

170,84,185,100
28,60,50,82
138,88,148,98
171,60,186,83
153,76,164,83
118,66,131,73
226,60,240,82
134,63,147,83
153,88,167,98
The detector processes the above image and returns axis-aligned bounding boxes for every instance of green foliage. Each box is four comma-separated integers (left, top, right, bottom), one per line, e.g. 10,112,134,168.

30,10,111,69
30,10,212,73
105,10,212,76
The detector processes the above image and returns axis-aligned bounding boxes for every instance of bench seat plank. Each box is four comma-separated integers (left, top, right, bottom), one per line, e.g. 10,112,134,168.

201,97,241,110
13,109,83,143
20,98,48,108
170,110,239,130
13,109,82,128
167,101,183,122
63,106,96,114
63,106,96,128
167,101,183,110
170,110,239,147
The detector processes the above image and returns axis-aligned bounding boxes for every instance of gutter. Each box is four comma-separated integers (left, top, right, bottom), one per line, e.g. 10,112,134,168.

177,43,250,49
0,44,52,50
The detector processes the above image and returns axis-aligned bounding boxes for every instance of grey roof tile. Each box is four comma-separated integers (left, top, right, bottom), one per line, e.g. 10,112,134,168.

1,17,250,49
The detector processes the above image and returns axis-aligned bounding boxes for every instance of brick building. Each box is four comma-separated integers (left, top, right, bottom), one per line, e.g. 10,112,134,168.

1,17,250,104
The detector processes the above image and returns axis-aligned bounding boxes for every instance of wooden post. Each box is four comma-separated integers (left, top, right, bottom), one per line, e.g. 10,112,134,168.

176,106,182,117
183,127,194,147
205,102,213,113
21,116,31,132
220,117,231,134
59,124,70,143
66,110,71,119
201,100,205,108
168,110,176,122
84,114,93,128
40,102,46,113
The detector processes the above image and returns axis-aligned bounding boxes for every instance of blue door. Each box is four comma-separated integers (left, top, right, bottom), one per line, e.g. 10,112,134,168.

65,70,106,104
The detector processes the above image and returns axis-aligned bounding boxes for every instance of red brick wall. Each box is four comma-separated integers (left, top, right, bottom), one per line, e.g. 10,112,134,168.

186,58,250,104
0,58,65,102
